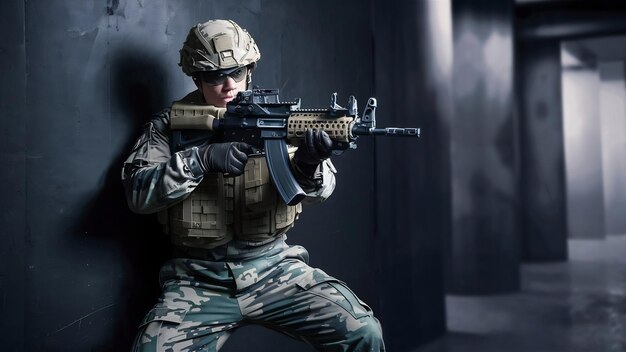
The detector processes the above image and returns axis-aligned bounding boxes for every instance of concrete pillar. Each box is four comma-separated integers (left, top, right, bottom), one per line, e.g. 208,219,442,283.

599,61,626,236
447,0,520,294
372,0,452,349
561,43,605,239
517,39,568,261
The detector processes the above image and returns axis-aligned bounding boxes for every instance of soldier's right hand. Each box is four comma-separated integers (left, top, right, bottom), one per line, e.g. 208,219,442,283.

198,142,257,176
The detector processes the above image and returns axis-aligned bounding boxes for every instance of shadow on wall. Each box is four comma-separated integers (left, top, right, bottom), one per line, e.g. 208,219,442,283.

74,49,173,350
112,49,171,123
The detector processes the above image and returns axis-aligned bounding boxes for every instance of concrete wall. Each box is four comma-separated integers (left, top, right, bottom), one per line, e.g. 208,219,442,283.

561,44,606,239
447,0,521,294
599,61,626,236
0,0,449,350
517,39,568,261
1,1,374,350
0,0,26,349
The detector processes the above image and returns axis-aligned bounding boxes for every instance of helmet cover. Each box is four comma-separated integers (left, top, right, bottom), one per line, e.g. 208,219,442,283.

179,19,260,76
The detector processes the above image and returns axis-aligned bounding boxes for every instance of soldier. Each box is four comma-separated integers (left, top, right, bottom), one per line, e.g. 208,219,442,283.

122,19,385,351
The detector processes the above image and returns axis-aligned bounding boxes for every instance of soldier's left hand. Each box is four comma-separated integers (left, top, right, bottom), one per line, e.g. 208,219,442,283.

295,128,333,165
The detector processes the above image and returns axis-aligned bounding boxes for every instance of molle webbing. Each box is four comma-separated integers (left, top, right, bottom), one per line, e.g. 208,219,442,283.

162,155,301,250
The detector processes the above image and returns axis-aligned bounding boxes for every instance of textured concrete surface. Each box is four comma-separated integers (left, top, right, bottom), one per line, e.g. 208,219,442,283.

517,39,568,262
448,0,520,294
561,47,606,239
416,235,626,352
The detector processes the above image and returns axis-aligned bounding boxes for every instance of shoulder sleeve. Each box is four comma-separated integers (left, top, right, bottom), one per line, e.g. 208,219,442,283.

121,109,206,214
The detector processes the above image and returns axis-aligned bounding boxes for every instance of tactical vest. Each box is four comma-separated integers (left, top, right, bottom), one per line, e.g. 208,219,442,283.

158,94,302,249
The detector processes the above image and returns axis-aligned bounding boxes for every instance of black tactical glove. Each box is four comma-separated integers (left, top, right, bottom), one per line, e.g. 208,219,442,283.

295,129,333,165
198,142,257,176
293,129,333,181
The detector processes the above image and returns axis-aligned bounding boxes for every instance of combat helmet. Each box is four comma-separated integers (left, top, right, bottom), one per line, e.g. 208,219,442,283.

179,19,260,76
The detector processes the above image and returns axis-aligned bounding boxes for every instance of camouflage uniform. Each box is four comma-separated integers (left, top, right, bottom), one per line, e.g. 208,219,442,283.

122,96,385,351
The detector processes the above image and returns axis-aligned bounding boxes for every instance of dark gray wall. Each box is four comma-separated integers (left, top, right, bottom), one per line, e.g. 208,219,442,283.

516,39,568,261
447,0,521,294
0,0,26,350
372,0,450,349
0,0,447,351
1,0,373,351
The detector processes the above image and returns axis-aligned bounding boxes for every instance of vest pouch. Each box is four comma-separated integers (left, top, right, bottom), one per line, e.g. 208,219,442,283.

242,156,274,210
275,201,301,230
167,173,234,248
237,156,301,241
238,157,274,237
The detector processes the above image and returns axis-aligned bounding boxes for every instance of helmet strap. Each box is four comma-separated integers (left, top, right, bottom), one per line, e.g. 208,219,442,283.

246,71,253,90
192,76,203,91
245,63,256,90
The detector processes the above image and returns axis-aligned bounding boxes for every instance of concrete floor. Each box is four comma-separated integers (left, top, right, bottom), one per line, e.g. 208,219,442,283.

417,235,626,352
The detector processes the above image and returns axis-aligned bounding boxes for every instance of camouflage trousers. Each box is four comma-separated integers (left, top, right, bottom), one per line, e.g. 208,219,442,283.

132,239,385,351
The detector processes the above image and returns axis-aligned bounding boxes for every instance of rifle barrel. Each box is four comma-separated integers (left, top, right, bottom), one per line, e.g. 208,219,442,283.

353,127,421,137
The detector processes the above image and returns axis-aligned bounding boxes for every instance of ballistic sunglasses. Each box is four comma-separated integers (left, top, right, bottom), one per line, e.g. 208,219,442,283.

198,66,248,86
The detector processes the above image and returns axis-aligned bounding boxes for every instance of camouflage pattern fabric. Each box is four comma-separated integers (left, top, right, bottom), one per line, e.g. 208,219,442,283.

131,239,385,351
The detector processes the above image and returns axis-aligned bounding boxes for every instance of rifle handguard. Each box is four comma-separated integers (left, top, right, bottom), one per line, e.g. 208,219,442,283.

287,112,354,144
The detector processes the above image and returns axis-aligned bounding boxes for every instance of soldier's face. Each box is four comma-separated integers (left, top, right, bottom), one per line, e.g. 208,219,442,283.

199,68,248,107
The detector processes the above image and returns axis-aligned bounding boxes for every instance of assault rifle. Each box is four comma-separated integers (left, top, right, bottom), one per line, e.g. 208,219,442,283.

170,89,420,205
